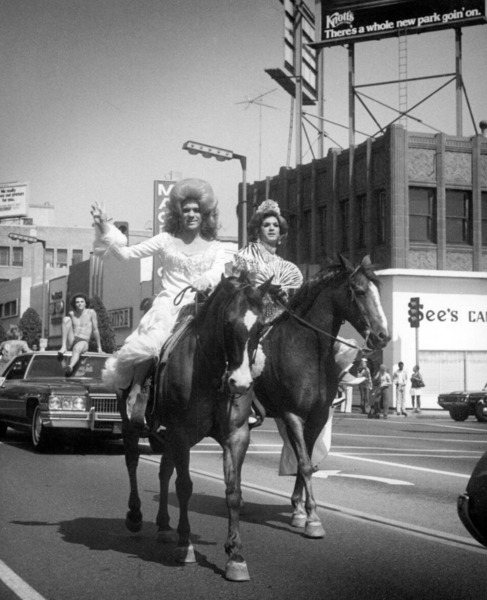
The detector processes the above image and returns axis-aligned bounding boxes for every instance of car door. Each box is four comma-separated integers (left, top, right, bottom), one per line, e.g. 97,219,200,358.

0,354,33,420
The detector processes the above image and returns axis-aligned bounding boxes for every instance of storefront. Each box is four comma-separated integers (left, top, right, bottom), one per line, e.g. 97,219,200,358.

342,269,487,410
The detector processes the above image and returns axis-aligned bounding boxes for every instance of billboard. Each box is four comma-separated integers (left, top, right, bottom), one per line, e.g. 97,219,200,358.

318,0,486,47
0,182,28,219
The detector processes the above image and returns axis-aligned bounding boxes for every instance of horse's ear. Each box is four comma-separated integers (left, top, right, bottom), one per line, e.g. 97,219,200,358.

258,276,274,296
361,255,372,267
338,253,353,273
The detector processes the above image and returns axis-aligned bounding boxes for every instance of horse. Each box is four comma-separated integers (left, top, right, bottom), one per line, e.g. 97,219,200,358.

120,271,271,581
250,254,390,539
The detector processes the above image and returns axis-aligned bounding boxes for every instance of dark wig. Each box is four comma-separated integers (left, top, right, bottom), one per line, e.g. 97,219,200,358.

247,199,289,243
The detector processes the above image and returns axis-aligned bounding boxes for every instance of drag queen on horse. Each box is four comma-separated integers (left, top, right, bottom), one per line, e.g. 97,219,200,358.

91,178,227,424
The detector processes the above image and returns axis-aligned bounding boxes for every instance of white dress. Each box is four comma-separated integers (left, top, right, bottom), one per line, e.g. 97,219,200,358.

96,225,227,390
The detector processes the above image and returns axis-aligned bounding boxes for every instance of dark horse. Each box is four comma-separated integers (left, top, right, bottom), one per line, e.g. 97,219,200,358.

120,272,270,580
250,254,390,540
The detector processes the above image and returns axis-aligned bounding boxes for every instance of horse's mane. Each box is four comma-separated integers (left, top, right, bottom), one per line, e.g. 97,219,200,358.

287,259,380,317
191,271,259,330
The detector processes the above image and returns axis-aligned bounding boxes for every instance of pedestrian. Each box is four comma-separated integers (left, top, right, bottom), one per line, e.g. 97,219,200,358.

0,325,31,372
410,364,425,413
374,364,392,419
393,361,408,416
58,293,102,376
91,178,227,426
357,357,372,414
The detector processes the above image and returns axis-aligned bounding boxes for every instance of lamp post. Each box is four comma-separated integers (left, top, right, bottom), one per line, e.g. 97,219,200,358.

8,232,47,344
182,141,248,248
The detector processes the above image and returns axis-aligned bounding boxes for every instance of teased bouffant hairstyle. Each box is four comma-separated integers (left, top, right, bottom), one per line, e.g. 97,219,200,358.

70,293,90,310
164,178,220,240
247,199,289,243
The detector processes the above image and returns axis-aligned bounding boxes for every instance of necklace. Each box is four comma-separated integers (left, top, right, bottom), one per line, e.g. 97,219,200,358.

258,239,277,255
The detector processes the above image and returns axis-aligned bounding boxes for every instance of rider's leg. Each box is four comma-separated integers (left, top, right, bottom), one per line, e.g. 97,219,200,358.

127,359,153,426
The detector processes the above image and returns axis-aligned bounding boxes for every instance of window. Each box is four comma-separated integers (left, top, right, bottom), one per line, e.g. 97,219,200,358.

12,247,23,267
409,187,436,243
481,192,487,246
45,248,54,268
72,249,83,265
1,300,18,317
340,200,349,251
318,206,327,252
0,247,10,266
357,194,366,248
301,211,311,261
446,189,472,244
376,190,386,245
56,249,68,268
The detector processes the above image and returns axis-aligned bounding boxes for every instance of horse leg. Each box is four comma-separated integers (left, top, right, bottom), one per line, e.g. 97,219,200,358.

156,450,177,543
122,419,143,533
284,414,325,538
221,418,251,582
171,430,196,563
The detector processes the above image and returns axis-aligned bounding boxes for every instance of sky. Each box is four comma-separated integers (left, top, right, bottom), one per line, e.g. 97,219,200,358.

1,0,486,238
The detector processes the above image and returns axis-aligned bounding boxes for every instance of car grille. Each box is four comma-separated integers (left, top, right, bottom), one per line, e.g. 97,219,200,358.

92,395,119,414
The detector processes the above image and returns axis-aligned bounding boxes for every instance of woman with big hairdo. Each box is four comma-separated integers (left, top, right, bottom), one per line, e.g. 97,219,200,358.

91,178,227,425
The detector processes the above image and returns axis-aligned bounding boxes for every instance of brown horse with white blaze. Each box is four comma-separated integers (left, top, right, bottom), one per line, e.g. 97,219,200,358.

251,255,390,538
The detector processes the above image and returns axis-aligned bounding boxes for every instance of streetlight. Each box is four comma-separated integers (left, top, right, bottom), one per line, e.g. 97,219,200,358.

8,232,47,345
182,141,248,247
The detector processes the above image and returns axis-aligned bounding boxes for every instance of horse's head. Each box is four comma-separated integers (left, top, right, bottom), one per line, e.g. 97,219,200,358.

202,271,270,395
338,254,390,351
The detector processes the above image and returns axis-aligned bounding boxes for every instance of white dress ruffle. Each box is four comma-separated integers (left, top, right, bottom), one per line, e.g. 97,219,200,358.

96,224,227,390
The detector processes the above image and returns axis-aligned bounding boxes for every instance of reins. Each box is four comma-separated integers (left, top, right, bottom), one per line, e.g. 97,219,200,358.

271,268,372,353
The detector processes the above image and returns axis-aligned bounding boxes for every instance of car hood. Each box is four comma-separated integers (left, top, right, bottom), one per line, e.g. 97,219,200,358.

440,390,487,396
24,378,113,394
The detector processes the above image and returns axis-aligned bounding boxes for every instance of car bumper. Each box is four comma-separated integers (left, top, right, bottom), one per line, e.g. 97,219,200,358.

41,408,122,433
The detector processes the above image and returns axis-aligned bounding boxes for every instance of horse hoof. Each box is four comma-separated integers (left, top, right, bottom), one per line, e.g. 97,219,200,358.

157,529,177,544
225,559,250,582
304,520,325,538
175,543,196,563
291,513,307,528
125,514,143,533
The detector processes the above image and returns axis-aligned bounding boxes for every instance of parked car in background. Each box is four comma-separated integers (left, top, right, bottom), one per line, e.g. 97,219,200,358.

437,389,487,422
0,351,121,450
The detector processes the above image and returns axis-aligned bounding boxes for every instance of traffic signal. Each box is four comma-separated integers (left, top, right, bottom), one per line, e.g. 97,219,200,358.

114,221,129,243
408,297,423,328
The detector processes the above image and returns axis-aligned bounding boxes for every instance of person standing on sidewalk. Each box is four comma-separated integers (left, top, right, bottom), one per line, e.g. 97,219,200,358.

410,364,425,413
357,358,372,414
374,364,392,419
393,361,408,416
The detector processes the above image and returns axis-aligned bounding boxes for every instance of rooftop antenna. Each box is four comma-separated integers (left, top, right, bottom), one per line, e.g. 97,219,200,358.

236,89,278,179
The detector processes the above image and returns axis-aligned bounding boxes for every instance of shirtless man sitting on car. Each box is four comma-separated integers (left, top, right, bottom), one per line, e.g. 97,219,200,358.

59,293,102,376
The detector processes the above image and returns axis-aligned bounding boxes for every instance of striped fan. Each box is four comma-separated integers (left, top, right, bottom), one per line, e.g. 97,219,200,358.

253,259,303,289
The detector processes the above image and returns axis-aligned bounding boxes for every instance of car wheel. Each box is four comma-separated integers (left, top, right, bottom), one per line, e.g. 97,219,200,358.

475,402,487,423
449,406,470,421
31,405,52,451
0,421,7,438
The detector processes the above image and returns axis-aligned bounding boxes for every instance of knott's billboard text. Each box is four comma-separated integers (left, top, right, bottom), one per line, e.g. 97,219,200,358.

318,0,486,47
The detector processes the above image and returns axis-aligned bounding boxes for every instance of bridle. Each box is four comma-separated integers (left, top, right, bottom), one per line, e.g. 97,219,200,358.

174,283,257,393
269,267,373,353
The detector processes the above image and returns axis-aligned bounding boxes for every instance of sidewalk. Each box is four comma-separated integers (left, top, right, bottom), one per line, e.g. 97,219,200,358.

339,406,450,419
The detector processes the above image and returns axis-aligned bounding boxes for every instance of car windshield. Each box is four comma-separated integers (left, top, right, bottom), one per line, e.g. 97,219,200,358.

27,355,107,380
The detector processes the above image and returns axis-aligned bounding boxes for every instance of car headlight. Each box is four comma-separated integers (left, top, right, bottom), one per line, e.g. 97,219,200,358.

49,395,88,411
